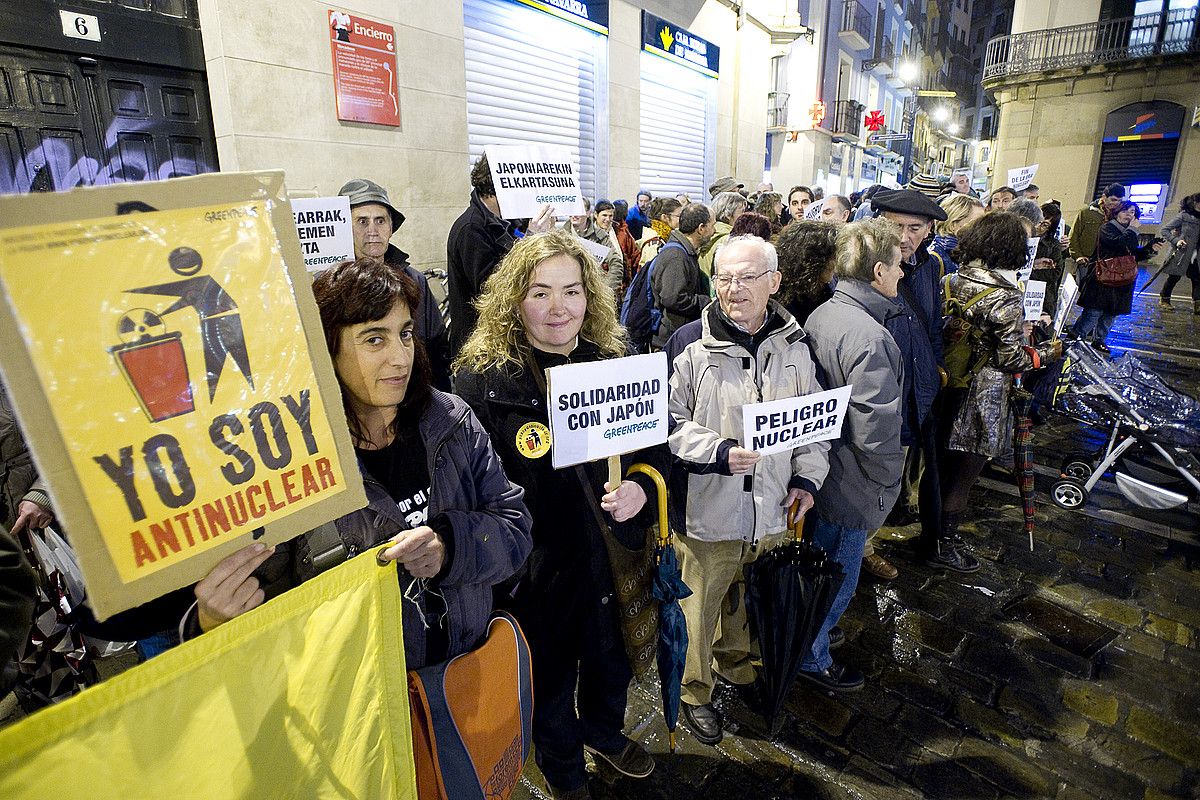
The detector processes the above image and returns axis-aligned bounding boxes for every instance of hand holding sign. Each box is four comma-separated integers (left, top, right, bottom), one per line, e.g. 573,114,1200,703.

600,479,648,522
485,144,584,220
1022,280,1047,321
727,446,761,474
742,385,853,456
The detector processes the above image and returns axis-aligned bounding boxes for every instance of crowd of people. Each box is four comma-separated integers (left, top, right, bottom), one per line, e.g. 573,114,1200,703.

1,160,1193,800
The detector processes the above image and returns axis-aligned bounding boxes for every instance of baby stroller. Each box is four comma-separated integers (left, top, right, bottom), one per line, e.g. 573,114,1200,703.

1039,342,1200,512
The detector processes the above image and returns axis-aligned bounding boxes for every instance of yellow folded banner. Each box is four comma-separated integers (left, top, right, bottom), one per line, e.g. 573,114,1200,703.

0,553,417,800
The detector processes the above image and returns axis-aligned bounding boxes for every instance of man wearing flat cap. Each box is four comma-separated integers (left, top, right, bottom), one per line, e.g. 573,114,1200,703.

870,189,978,576
338,178,451,389
708,176,744,200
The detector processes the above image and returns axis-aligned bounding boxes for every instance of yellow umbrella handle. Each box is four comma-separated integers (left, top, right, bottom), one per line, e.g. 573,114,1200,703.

626,463,669,549
788,499,806,543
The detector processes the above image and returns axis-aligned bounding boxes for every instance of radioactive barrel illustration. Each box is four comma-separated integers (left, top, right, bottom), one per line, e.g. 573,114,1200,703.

108,308,195,422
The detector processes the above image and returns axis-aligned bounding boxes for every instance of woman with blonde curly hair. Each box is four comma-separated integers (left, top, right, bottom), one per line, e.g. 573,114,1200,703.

453,230,669,800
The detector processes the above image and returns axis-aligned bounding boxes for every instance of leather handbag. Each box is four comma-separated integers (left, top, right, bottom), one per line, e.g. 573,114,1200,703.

407,612,533,800
1092,254,1137,287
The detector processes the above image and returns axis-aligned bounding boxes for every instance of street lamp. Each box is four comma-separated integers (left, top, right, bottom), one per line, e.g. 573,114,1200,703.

933,106,950,123
949,122,961,135
898,61,919,84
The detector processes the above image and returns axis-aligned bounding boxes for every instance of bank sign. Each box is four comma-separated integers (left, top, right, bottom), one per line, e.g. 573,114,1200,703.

508,0,608,34
642,11,719,78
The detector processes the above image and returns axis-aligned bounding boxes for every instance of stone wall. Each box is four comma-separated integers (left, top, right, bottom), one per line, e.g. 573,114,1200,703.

198,0,471,271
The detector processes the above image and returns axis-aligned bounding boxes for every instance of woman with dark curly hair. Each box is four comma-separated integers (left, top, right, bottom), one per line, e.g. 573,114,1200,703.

729,211,774,241
775,219,839,325
937,214,1063,571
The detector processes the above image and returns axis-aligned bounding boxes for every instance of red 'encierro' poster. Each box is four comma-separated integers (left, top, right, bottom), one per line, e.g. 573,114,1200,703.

328,9,401,127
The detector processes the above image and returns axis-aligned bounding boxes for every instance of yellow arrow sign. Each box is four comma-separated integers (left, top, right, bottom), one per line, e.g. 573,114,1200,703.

659,25,674,51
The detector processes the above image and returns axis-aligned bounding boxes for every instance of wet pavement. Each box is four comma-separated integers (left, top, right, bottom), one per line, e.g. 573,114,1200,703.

516,272,1200,800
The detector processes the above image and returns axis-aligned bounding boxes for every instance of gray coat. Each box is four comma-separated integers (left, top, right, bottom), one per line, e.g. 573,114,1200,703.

804,280,906,531
1161,211,1200,278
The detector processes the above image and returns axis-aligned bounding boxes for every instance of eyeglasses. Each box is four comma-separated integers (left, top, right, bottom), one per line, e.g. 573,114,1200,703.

713,269,773,289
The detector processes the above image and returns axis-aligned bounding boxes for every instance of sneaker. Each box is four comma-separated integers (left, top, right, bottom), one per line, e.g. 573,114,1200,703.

797,660,865,693
862,552,899,580
1159,297,1173,309
681,701,723,745
925,540,981,574
1092,340,1111,355
584,738,654,779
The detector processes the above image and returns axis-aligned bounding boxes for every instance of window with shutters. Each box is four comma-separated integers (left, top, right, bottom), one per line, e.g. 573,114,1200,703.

463,0,608,201
638,51,717,201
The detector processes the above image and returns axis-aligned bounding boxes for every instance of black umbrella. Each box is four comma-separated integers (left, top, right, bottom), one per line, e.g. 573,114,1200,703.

744,505,845,736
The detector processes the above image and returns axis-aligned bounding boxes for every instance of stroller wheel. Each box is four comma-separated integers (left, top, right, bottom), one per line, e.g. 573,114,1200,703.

1051,479,1088,510
1061,459,1093,481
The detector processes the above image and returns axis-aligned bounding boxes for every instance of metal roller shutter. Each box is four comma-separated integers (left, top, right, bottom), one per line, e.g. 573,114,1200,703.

463,0,607,201
639,52,715,201
1092,138,1179,198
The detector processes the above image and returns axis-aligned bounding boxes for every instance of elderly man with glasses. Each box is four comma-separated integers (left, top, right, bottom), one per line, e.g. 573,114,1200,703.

663,235,831,745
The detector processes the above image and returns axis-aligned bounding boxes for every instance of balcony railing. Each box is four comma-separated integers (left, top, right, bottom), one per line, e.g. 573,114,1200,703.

829,100,865,137
839,0,872,50
767,91,789,129
863,37,895,72
984,7,1199,82
905,0,922,30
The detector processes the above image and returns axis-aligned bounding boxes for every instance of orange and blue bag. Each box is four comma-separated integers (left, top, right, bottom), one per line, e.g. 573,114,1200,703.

408,611,533,800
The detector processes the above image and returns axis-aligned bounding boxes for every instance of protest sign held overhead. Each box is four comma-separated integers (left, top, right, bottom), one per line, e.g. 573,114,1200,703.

741,385,853,457
1023,280,1048,321
0,172,366,619
291,196,354,272
546,353,668,469
1007,164,1039,192
485,144,585,219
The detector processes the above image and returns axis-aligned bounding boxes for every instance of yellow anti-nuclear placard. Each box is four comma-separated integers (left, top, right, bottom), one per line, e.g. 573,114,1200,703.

0,201,348,581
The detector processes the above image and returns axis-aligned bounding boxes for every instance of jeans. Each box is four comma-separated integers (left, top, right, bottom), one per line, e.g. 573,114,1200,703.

800,515,868,673
1072,307,1115,343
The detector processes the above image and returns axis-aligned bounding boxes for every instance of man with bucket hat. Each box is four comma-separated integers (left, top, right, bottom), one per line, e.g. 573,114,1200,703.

867,189,979,576
338,178,450,388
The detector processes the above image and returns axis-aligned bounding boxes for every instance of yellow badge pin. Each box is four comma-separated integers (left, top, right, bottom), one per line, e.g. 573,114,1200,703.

515,422,551,459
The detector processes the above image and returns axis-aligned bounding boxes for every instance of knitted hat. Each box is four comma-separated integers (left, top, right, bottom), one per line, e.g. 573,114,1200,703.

906,172,944,199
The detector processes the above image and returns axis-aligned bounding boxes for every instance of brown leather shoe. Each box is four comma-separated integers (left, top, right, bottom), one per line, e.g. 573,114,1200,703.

862,552,899,580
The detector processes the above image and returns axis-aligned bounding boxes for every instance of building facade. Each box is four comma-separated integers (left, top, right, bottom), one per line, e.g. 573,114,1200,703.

983,0,1200,228
0,0,771,270
765,0,984,196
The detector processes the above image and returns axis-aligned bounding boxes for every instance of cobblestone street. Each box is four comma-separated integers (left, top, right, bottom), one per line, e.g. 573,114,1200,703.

517,275,1200,800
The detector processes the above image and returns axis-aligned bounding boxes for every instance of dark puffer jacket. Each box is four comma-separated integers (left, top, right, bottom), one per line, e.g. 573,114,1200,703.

223,390,531,668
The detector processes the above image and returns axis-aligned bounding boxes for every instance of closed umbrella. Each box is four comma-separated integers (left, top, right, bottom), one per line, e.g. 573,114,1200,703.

626,463,691,753
744,504,844,737
1012,380,1037,551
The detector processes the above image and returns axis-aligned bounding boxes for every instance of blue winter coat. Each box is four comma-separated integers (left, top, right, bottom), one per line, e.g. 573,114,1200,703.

885,243,944,444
